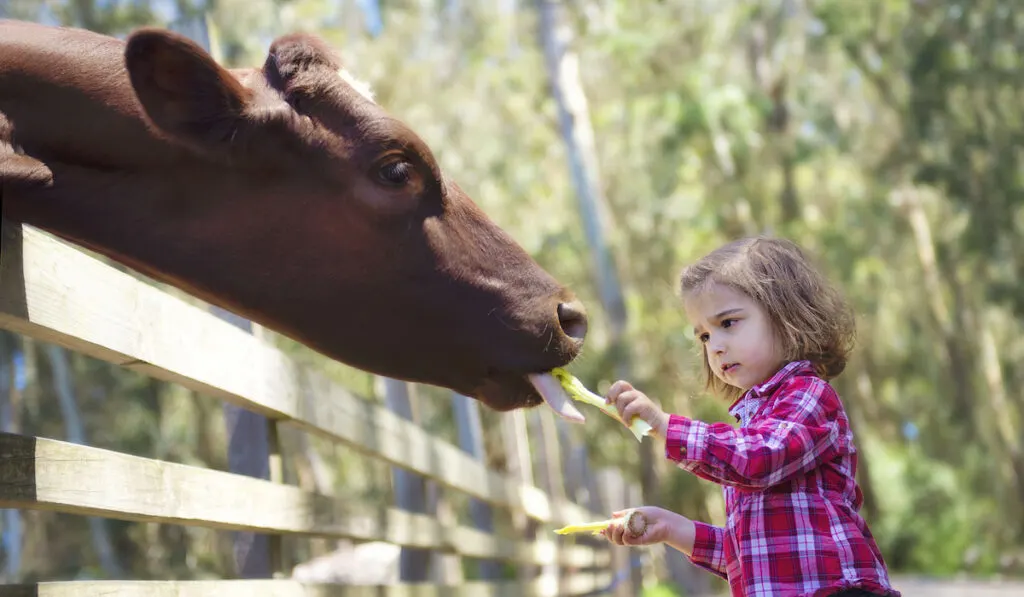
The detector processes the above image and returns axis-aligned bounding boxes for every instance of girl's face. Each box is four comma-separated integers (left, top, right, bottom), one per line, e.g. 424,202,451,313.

684,282,786,392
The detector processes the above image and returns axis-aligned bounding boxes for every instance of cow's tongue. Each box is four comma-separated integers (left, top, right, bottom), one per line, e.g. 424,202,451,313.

527,372,585,423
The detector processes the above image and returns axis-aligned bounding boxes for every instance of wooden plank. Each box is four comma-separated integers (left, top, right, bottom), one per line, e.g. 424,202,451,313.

562,571,614,594
531,536,609,569
0,223,299,419
0,223,600,527
0,576,613,597
0,433,606,568
0,432,402,539
533,570,614,597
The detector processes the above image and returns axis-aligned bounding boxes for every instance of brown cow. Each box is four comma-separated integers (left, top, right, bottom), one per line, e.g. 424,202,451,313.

0,20,587,421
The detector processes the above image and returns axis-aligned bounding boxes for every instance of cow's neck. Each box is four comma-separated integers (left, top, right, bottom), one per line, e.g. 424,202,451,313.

5,162,232,295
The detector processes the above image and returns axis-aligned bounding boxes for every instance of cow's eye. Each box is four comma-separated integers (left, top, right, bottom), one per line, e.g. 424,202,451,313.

377,159,412,187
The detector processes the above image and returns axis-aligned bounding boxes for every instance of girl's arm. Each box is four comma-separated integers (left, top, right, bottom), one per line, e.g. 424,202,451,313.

674,520,728,580
666,377,852,490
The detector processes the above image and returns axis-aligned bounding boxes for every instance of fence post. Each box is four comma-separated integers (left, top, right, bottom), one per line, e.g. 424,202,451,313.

595,467,644,597
501,409,537,585
381,377,433,581
0,331,22,582
208,306,284,577
165,13,284,578
45,344,124,577
452,392,501,580
561,425,604,582
530,411,570,594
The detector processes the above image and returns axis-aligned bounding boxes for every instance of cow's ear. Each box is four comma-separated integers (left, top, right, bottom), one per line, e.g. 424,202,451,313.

1,153,52,189
125,28,251,149
264,33,342,88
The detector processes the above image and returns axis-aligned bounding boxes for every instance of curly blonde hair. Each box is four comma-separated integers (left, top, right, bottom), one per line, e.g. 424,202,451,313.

679,236,856,402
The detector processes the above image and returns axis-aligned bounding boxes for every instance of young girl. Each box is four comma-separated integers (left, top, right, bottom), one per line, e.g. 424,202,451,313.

601,236,899,597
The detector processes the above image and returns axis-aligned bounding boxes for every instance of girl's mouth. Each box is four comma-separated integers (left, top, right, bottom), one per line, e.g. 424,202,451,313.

722,363,739,374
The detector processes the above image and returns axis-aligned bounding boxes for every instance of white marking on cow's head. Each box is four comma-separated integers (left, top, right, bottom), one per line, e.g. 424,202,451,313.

338,68,375,103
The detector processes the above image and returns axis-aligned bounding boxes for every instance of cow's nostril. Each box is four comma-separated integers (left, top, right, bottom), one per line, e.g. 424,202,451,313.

557,300,588,341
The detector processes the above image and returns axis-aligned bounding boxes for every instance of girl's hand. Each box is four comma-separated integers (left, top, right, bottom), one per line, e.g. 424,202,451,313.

606,381,669,438
600,507,695,551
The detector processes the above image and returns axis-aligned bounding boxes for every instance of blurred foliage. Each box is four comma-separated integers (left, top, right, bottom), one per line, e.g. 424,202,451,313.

1,0,1023,589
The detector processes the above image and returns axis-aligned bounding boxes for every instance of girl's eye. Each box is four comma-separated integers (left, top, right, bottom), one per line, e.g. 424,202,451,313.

721,318,738,329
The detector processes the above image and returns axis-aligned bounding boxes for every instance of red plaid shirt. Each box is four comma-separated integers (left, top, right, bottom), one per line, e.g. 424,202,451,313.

665,360,899,597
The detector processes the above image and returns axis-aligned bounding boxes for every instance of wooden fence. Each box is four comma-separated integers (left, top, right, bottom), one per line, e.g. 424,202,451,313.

0,221,644,596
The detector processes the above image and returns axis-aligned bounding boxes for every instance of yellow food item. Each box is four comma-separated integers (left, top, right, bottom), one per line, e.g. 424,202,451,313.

553,519,615,535
551,368,653,442
555,510,648,538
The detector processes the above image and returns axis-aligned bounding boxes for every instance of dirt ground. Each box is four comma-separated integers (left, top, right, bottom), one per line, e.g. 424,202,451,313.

702,576,1024,596
888,576,1024,596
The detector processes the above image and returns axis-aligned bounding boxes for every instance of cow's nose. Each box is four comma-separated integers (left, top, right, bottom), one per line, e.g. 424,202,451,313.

557,300,588,341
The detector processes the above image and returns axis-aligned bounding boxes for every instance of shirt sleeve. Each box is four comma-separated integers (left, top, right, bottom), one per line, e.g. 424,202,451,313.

687,521,728,579
665,377,850,490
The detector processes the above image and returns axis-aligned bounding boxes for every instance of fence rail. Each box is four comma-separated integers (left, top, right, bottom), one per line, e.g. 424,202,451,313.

3,578,616,597
0,221,637,595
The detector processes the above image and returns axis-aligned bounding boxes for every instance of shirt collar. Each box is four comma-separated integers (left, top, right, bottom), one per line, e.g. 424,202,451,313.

728,359,815,421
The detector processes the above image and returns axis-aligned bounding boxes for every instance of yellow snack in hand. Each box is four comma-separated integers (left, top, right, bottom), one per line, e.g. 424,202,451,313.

550,367,653,442
555,510,648,537
554,519,615,535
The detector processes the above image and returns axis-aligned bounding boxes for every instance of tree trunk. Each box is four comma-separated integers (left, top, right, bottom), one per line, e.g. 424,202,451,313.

536,0,661,500
976,308,1024,537
536,2,713,592
844,358,883,524
536,0,627,345
894,188,975,436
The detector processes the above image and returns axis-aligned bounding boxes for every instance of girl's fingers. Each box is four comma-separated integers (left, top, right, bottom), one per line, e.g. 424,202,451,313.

621,396,649,422
602,508,658,546
606,380,634,402
611,524,625,545
612,391,642,418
